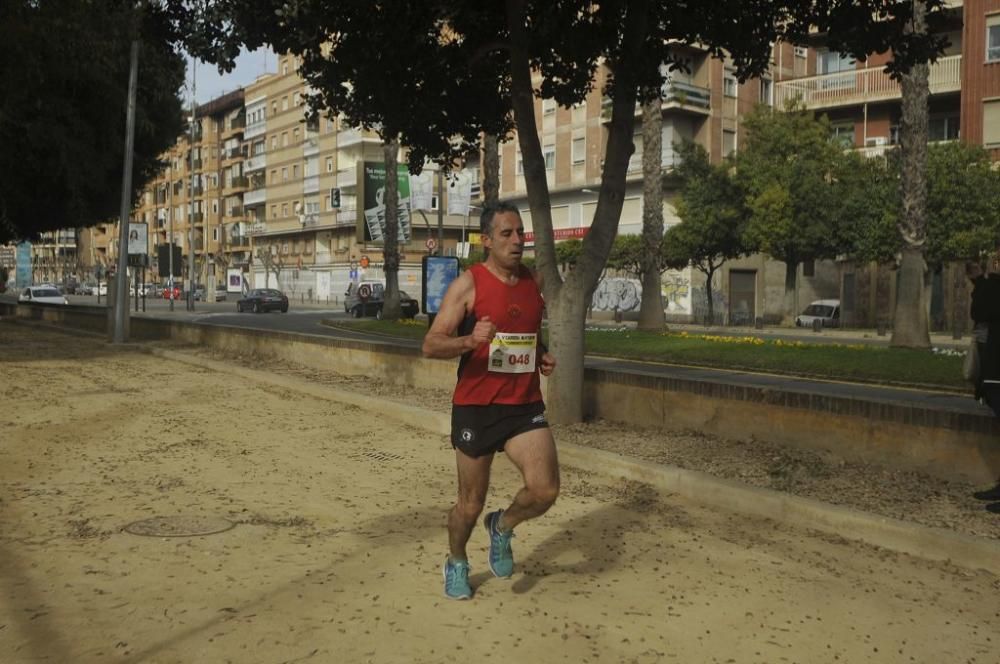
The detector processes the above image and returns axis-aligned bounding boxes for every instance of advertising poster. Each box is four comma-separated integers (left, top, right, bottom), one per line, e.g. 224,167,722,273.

127,223,148,255
409,170,434,211
421,255,460,315
15,241,32,288
358,161,412,244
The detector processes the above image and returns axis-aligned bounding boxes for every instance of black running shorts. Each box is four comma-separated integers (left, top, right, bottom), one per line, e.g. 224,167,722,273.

450,401,548,458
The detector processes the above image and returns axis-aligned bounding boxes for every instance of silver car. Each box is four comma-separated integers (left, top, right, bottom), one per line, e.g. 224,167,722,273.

18,286,68,305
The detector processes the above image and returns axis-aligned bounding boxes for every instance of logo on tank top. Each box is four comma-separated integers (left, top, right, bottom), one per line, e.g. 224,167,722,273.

507,303,522,319
460,428,475,443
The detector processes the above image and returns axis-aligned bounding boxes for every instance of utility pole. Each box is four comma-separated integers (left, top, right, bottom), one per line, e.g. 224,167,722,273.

113,39,139,343
168,164,175,311
187,57,197,311
436,168,443,254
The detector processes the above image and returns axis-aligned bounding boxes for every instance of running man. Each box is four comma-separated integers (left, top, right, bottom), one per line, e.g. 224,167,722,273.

422,202,558,600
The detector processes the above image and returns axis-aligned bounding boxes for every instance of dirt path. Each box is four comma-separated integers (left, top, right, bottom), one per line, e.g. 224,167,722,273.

1,322,997,664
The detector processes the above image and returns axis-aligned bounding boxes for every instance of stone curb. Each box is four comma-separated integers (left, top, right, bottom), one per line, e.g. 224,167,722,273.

146,343,1000,577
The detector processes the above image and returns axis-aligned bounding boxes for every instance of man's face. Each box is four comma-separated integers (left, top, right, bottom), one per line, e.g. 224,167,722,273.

483,211,525,268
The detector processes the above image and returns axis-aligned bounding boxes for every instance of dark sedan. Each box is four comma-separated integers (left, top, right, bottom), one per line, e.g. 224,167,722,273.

349,290,420,319
237,288,289,313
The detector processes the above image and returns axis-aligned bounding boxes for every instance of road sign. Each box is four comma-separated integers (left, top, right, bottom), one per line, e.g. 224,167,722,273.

358,283,372,300
425,237,437,251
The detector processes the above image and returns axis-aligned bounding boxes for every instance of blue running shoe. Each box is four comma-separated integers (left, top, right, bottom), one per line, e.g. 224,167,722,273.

442,557,472,600
484,510,514,578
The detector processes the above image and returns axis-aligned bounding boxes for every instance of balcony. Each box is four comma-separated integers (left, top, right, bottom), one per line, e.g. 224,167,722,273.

227,235,252,247
226,175,249,192
245,153,267,172
602,79,712,123
225,206,244,219
774,54,961,110
248,221,268,235
244,188,267,207
337,127,381,149
303,174,320,195
337,167,358,189
223,146,243,161
223,117,245,138
245,119,266,140
303,136,320,157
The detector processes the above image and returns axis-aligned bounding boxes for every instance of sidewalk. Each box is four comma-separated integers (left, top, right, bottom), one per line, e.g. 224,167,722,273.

1,321,997,663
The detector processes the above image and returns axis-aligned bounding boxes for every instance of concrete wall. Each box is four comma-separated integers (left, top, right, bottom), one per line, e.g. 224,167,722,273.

3,301,997,484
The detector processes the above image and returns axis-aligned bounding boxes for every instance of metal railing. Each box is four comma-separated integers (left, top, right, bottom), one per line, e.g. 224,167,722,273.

774,54,961,110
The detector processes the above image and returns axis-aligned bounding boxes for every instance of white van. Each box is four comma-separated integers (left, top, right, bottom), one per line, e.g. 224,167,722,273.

795,299,840,328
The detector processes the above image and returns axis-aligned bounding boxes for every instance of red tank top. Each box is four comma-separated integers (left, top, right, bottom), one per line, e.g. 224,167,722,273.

453,263,545,406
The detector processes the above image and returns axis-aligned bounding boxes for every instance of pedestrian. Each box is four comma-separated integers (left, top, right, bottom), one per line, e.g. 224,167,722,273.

422,202,558,599
967,255,1000,513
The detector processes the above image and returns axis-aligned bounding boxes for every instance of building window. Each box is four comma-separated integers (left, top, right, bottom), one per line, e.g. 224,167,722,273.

516,152,523,175
293,91,301,106
282,167,288,181
326,157,334,173
830,122,854,148
984,100,1000,146
271,101,277,116
929,113,960,142
542,98,556,115
271,136,277,151
543,145,556,170
723,71,737,97
722,130,736,156
270,205,277,219
989,17,1000,62
213,228,219,241
293,127,300,143
270,169,277,184
293,164,299,178
281,132,288,147
793,45,808,58
282,203,289,217
325,195,331,210
282,96,289,111
759,78,772,105
818,50,855,74
572,137,586,164
282,61,289,75
430,195,439,211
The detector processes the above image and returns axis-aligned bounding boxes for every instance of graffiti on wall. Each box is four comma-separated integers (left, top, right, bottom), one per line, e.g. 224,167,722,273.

661,269,692,315
591,278,641,311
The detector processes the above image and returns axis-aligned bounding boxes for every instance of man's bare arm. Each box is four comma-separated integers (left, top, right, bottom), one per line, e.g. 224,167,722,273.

422,273,496,359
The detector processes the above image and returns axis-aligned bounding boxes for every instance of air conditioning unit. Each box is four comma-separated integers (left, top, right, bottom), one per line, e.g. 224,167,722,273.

865,136,888,147
793,46,808,58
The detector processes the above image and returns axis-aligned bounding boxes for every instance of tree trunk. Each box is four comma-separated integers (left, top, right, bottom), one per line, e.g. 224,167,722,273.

382,138,402,319
891,247,931,347
704,265,716,326
482,133,500,207
783,260,798,325
638,95,665,331
545,287,590,424
891,0,931,348
505,0,648,423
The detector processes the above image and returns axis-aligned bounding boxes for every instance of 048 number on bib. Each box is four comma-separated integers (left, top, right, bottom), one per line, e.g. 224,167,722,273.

488,332,537,374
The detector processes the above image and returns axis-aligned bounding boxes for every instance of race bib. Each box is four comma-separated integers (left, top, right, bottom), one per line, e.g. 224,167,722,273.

488,332,537,374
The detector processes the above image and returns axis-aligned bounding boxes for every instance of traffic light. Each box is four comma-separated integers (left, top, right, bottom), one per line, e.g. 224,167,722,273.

330,187,341,209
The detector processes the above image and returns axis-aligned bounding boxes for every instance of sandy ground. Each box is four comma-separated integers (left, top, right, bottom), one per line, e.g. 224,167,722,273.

1,321,999,664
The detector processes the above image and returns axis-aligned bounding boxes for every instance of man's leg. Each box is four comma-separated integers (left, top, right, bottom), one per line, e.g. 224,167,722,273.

449,449,494,561
498,427,560,531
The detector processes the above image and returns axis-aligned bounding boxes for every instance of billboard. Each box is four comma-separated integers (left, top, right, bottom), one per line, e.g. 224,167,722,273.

15,241,32,288
421,255,460,315
357,161,412,244
128,223,148,255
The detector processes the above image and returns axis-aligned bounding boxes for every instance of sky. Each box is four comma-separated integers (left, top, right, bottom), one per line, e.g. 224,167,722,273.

183,46,276,105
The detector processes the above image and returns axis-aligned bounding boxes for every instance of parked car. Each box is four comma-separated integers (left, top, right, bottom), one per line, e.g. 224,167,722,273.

18,286,68,305
162,285,182,300
348,289,419,319
795,299,841,328
344,281,385,314
214,288,227,302
237,288,289,313
76,283,96,295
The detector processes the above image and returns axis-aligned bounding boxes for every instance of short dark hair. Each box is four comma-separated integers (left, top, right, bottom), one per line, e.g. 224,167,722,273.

479,202,522,238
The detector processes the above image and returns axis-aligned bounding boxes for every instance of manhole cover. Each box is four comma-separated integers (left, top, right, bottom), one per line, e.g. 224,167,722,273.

358,450,405,462
124,516,235,538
